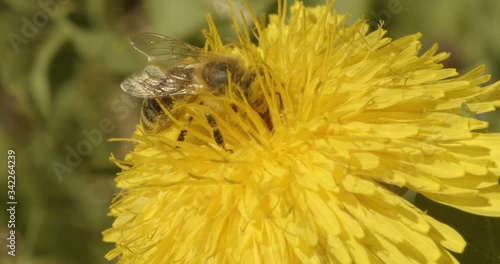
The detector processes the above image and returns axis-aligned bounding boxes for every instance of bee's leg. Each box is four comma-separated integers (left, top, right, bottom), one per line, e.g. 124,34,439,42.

205,113,232,152
177,116,193,142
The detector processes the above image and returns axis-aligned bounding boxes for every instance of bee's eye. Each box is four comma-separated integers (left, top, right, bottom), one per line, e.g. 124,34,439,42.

202,60,242,95
203,61,229,86
211,65,229,85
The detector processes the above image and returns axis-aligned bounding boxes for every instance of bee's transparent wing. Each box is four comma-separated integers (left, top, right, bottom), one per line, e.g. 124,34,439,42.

122,33,207,98
129,32,204,68
121,64,201,98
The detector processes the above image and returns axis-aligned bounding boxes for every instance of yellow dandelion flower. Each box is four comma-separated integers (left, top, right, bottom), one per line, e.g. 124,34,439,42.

104,1,500,263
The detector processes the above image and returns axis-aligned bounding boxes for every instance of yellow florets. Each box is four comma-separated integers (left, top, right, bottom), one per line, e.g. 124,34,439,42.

104,1,500,263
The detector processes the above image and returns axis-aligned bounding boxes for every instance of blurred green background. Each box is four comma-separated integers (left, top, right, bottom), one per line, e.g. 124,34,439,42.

0,0,498,263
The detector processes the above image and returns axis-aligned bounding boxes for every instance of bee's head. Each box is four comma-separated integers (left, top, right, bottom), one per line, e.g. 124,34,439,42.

201,58,267,115
201,58,247,95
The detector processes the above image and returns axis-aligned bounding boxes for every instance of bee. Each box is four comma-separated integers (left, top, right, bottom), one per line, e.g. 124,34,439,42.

121,33,267,150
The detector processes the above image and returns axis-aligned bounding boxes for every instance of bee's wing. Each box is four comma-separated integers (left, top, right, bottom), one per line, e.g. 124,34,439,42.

129,32,205,68
122,33,208,98
121,64,201,98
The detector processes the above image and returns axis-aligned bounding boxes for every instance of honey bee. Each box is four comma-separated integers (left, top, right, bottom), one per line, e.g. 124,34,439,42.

121,33,266,150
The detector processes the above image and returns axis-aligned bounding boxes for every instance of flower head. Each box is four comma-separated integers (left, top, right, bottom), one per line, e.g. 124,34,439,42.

104,1,500,263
